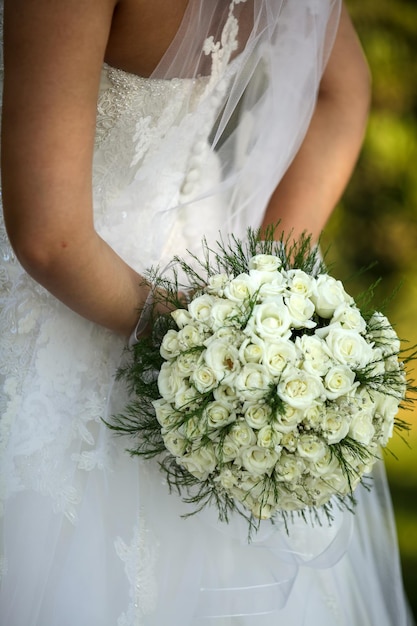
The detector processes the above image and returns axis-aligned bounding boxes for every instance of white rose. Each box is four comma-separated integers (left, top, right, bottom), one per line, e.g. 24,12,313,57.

235,363,272,401
277,367,324,409
296,434,327,462
262,339,298,377
246,300,291,340
163,430,188,457
366,347,386,377
284,294,316,329
301,476,333,507
273,404,304,433
191,364,218,393
349,409,375,445
204,339,241,384
241,445,279,475
250,502,274,520
308,448,340,477
302,403,323,430
275,452,304,482
176,350,202,376
174,382,200,410
312,274,353,318
153,399,179,429
374,391,400,422
171,308,192,329
321,407,350,444
218,435,241,462
331,303,367,333
244,402,272,429
286,269,317,298
276,488,304,511
248,254,282,272
213,384,239,407
325,327,374,369
296,335,332,377
160,329,181,360
215,468,238,490
239,337,265,364
224,273,258,302
179,444,217,479
157,362,185,403
183,416,206,440
210,299,243,330
257,425,282,449
177,324,205,350
206,273,230,296
229,421,257,448
206,326,244,345
204,400,236,429
258,276,287,299
367,312,401,356
280,431,298,452
188,294,216,324
324,365,357,400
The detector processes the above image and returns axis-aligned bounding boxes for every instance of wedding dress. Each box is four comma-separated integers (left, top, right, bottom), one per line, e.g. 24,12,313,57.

0,1,413,624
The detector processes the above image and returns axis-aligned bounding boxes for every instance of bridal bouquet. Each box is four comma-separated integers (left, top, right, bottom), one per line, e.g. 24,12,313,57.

109,228,413,527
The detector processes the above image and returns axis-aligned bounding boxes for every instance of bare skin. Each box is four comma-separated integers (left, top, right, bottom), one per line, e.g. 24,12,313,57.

1,1,370,338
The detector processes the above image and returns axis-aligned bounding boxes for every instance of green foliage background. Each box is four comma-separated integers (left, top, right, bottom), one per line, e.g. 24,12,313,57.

324,0,417,615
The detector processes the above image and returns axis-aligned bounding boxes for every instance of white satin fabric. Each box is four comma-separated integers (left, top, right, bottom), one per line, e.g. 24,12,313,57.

0,1,413,624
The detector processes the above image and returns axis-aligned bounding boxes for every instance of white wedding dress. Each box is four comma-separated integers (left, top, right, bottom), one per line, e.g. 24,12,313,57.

0,1,413,624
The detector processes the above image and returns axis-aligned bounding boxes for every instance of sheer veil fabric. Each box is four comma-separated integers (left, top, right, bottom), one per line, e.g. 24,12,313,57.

0,1,413,624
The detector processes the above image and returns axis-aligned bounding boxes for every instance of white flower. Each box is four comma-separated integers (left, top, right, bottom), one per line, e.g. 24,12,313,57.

262,339,298,377
301,476,334,507
302,403,323,430
280,431,298,452
183,416,207,439
191,364,218,393
284,293,316,329
210,299,243,330
206,273,230,296
171,308,192,329
174,382,200,410
228,421,257,448
249,254,282,272
180,444,217,479
215,468,238,490
157,362,184,403
308,448,340,477
160,329,181,360
273,404,304,433
321,407,350,444
188,294,217,324
241,445,279,475
244,402,272,429
325,327,374,369
367,312,401,356
204,401,236,429
286,269,317,298
204,339,240,384
257,425,282,449
331,303,367,333
177,324,205,350
153,399,179,429
213,384,239,407
250,502,274,520
275,453,304,482
312,274,353,318
176,350,202,376
296,434,327,462
246,300,291,340
349,409,375,445
235,363,272,401
323,365,358,400
218,435,241,461
297,335,333,377
239,337,265,364
257,275,287,298
163,430,188,457
277,367,324,409
224,273,258,302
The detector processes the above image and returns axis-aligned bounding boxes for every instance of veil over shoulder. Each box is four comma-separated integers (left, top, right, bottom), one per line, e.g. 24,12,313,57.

0,1,413,624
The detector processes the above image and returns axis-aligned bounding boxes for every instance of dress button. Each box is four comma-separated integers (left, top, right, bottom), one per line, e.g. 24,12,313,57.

186,168,200,182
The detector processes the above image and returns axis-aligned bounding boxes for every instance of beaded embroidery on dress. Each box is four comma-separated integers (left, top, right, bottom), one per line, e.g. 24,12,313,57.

0,1,414,624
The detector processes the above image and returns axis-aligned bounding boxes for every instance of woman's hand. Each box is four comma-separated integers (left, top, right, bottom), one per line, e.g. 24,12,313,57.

1,0,148,338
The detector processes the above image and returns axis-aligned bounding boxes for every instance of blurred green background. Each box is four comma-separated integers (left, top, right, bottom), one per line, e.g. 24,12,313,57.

324,0,417,616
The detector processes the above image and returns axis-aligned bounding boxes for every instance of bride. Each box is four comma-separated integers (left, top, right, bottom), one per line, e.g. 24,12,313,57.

0,0,413,624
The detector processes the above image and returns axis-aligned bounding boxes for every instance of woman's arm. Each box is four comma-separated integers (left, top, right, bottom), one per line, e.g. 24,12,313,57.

261,4,371,242
1,0,148,338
